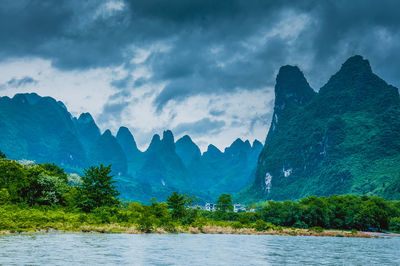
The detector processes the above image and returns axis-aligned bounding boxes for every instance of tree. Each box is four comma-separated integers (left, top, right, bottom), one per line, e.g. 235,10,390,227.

78,164,120,212
355,199,389,231
166,192,193,219
36,173,67,205
0,188,10,204
0,159,28,202
216,194,233,212
299,196,331,228
0,150,6,159
38,163,68,182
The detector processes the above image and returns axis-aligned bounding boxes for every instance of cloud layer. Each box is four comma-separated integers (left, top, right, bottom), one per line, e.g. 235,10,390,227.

0,0,399,151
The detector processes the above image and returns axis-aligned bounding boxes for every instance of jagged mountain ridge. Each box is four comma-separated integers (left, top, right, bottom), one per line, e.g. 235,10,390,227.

0,93,263,201
242,55,400,201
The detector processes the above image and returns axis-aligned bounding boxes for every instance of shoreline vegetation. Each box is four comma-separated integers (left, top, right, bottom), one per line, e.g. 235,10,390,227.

0,226,382,238
1,155,400,238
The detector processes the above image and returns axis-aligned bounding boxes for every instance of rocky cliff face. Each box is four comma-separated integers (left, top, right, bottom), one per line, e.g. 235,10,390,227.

245,55,400,201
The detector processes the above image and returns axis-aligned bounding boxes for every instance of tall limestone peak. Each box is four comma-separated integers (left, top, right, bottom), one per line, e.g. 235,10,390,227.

116,126,139,158
140,130,189,189
320,55,373,95
337,55,372,76
89,129,127,174
203,144,223,158
225,138,251,156
161,130,175,152
74,112,101,152
175,135,201,166
77,113,96,124
269,65,315,134
274,65,315,110
22,92,41,105
11,93,30,105
147,134,161,153
103,129,112,136
252,139,263,150
319,55,399,114
244,55,400,202
116,127,138,149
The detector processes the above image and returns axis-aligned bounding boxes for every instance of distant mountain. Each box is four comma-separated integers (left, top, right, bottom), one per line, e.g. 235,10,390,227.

0,93,86,169
175,135,201,167
0,92,263,202
116,126,144,175
73,113,101,152
184,138,263,197
137,130,190,189
240,55,400,201
89,129,127,175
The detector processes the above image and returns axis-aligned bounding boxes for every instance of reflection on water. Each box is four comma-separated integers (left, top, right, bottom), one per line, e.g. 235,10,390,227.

0,233,399,265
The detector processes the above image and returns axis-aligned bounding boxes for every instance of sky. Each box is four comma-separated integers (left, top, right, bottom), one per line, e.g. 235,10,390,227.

0,0,399,151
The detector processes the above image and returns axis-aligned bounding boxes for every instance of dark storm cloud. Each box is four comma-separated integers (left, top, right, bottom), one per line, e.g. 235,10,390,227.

97,100,130,123
1,0,400,112
111,76,132,89
209,109,225,117
7,76,38,87
250,113,273,133
0,76,38,90
173,118,225,137
0,0,132,69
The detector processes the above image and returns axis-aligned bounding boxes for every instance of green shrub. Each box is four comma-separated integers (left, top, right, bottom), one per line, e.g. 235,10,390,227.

191,217,208,231
308,226,324,233
231,222,244,229
253,220,277,231
351,229,358,235
293,221,308,229
0,188,10,204
389,217,400,232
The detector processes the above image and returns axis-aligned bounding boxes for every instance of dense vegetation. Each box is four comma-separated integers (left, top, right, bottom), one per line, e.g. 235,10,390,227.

245,55,400,201
1,156,399,234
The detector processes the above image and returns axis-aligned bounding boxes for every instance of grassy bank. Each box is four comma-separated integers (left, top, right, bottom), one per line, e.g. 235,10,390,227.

0,204,378,238
1,159,400,237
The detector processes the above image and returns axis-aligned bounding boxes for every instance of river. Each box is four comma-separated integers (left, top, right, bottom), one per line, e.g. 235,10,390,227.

0,233,399,265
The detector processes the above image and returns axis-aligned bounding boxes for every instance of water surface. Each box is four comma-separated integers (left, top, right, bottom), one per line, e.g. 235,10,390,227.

0,233,399,265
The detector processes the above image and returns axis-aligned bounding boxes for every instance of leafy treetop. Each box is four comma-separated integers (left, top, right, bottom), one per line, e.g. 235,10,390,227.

216,194,233,212
78,164,120,212
166,191,194,219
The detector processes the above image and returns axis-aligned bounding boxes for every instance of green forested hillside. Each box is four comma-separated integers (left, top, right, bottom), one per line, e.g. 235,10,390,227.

242,55,400,201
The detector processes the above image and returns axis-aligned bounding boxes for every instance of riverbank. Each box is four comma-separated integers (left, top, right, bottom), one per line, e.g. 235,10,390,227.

0,224,379,238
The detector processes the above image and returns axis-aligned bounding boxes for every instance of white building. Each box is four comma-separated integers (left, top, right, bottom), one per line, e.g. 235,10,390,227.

234,204,246,213
205,203,216,212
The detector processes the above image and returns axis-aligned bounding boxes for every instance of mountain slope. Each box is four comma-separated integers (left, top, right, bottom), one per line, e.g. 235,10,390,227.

244,55,400,201
89,129,128,175
188,139,263,197
0,93,86,168
116,126,144,175
73,113,101,152
137,130,190,189
0,92,263,202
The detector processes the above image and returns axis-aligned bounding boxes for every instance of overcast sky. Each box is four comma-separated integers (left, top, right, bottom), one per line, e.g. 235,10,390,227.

0,0,399,151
